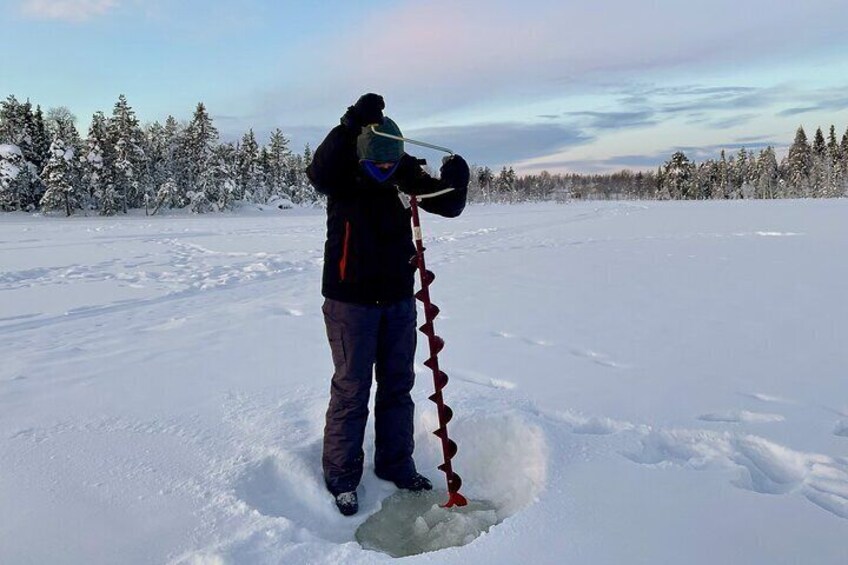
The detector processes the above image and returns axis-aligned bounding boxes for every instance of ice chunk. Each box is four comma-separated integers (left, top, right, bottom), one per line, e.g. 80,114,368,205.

356,490,500,558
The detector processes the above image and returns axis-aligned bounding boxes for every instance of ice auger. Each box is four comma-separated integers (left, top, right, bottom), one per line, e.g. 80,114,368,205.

409,194,467,508
371,125,468,508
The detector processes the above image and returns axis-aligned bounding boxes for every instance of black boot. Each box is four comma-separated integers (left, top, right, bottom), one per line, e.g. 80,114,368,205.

393,473,432,492
334,491,358,516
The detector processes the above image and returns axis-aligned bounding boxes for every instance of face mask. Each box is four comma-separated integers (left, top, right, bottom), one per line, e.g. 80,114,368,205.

361,160,399,183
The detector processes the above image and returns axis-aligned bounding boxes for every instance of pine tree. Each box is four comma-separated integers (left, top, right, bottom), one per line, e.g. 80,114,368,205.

31,106,50,173
208,142,237,210
265,128,291,201
812,127,826,158
0,143,26,210
786,126,812,197
39,139,76,216
662,151,694,199
237,129,263,202
476,166,494,202
755,147,780,199
827,125,839,164
697,160,717,200
151,177,179,215
107,95,146,212
144,121,171,209
0,95,24,144
81,112,119,214
714,150,730,199
180,102,218,207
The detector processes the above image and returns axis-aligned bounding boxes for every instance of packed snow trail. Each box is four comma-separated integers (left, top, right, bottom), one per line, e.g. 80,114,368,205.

1,201,847,564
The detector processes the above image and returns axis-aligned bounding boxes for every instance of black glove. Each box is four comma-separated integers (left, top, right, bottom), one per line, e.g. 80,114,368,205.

341,93,385,131
440,155,470,190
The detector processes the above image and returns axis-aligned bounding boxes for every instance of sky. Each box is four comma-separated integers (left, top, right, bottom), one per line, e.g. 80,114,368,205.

2,0,848,173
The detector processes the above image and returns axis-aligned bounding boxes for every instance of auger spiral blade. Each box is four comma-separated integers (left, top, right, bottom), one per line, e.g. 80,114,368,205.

408,195,468,508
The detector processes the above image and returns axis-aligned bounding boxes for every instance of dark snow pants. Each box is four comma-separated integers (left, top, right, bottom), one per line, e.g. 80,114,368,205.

321,297,418,495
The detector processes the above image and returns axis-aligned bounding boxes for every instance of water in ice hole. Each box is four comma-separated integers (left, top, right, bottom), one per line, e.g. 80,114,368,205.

355,489,501,557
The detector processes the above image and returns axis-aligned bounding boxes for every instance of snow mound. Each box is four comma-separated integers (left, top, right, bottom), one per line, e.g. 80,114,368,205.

423,412,548,518
627,429,848,519
355,490,499,557
354,412,547,558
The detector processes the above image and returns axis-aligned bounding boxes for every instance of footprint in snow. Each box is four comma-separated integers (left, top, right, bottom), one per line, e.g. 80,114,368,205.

835,422,848,438
269,305,305,317
233,444,352,543
698,410,785,424
491,330,552,347
740,392,793,404
627,428,848,520
143,317,187,332
449,367,517,390
569,347,627,369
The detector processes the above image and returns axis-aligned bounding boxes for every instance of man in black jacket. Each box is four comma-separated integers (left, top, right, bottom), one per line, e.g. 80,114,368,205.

306,93,470,516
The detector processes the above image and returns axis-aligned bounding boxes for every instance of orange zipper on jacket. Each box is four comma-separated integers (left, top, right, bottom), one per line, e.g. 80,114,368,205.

339,220,351,281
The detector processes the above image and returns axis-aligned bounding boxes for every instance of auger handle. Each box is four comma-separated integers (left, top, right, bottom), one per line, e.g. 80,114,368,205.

370,125,455,155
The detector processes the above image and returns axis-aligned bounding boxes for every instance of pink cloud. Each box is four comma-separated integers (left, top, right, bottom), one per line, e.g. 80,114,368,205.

19,0,119,22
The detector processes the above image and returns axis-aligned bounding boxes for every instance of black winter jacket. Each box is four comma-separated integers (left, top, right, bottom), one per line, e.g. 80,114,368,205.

307,124,467,305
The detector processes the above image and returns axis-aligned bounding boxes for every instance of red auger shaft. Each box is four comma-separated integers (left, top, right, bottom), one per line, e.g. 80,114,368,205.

409,196,468,508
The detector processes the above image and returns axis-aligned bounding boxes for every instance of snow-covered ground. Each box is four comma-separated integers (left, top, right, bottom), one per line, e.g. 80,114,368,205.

1,200,847,564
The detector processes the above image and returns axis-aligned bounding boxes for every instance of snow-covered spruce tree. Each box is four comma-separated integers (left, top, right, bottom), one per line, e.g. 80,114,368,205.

660,151,694,199
39,139,76,216
712,150,729,199
286,145,318,205
144,120,179,211
0,95,25,145
265,128,292,202
786,126,812,197
207,142,237,211
0,96,43,209
812,127,826,159
151,177,180,215
179,102,218,210
696,160,717,200
107,95,147,213
81,112,119,214
160,116,186,207
0,143,26,210
237,129,264,203
475,166,494,202
31,106,50,173
494,166,517,202
755,147,780,199
838,127,848,197
298,144,317,204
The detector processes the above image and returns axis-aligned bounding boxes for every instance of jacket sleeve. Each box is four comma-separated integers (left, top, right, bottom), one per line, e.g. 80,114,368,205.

394,154,467,218
306,125,360,198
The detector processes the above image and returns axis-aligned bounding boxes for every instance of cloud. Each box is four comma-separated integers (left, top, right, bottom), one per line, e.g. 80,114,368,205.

19,0,118,21
405,123,593,166
706,113,759,129
271,0,848,120
776,95,848,117
564,110,658,130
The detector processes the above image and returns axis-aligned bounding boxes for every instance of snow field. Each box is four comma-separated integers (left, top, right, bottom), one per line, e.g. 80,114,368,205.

2,200,848,564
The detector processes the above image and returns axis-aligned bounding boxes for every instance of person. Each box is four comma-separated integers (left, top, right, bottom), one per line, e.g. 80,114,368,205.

306,93,470,516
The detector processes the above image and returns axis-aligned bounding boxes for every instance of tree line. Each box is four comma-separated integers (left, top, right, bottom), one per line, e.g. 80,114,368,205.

469,124,848,202
2,92,847,215
0,94,314,215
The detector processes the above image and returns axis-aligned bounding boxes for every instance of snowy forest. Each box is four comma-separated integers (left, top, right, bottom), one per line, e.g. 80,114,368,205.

1,94,847,216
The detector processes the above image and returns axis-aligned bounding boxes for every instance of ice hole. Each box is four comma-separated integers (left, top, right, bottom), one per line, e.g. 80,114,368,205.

357,414,548,557
355,490,500,557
